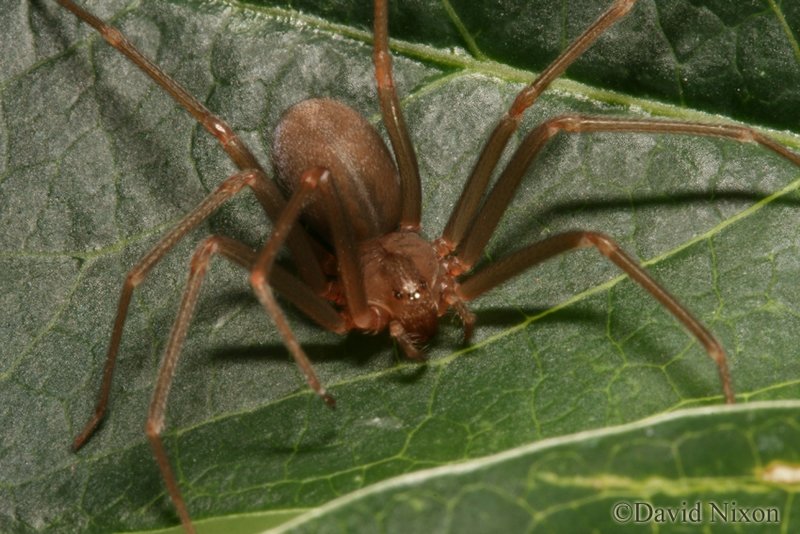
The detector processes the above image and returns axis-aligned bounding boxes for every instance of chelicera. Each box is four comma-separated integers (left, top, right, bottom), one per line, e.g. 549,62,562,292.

57,0,800,531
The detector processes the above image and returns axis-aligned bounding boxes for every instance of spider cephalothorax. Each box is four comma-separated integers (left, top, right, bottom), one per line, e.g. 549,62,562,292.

359,233,451,351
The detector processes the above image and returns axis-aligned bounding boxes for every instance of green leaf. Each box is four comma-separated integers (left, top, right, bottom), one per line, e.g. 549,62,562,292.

1,0,799,532
271,401,800,533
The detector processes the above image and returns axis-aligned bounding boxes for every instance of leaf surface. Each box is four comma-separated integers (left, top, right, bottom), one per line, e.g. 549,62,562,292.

1,0,799,532
272,402,800,534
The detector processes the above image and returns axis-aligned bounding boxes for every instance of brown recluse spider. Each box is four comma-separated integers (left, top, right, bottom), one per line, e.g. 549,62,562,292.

58,0,800,531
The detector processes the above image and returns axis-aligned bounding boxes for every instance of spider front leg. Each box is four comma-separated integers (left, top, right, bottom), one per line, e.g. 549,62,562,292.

457,231,735,404
249,167,380,407
142,228,348,533
145,235,255,534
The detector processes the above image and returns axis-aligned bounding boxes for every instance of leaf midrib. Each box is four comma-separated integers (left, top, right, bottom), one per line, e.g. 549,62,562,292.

266,400,800,534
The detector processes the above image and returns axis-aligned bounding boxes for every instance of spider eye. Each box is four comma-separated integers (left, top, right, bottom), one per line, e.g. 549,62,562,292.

419,280,427,290
393,290,403,300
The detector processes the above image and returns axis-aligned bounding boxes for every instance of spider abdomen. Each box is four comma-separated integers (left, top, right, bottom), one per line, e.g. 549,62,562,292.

272,98,402,242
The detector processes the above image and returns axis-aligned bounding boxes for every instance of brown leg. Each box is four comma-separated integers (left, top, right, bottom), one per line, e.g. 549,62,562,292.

455,114,800,270
250,169,336,407
457,231,735,404
112,232,345,532
56,0,256,170
55,0,327,292
142,234,260,534
139,235,346,533
250,168,338,408
373,0,422,230
72,170,261,451
250,167,384,406
439,0,639,252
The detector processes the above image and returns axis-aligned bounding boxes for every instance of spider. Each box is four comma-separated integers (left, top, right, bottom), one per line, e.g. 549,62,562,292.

54,0,800,532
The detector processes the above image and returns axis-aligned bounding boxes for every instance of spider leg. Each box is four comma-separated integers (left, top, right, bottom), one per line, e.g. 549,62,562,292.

457,231,735,404
72,170,262,451
250,168,378,408
455,114,800,269
447,114,800,404
440,0,638,251
373,0,421,230
118,231,347,533
55,0,326,291
56,0,255,171
142,234,260,534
